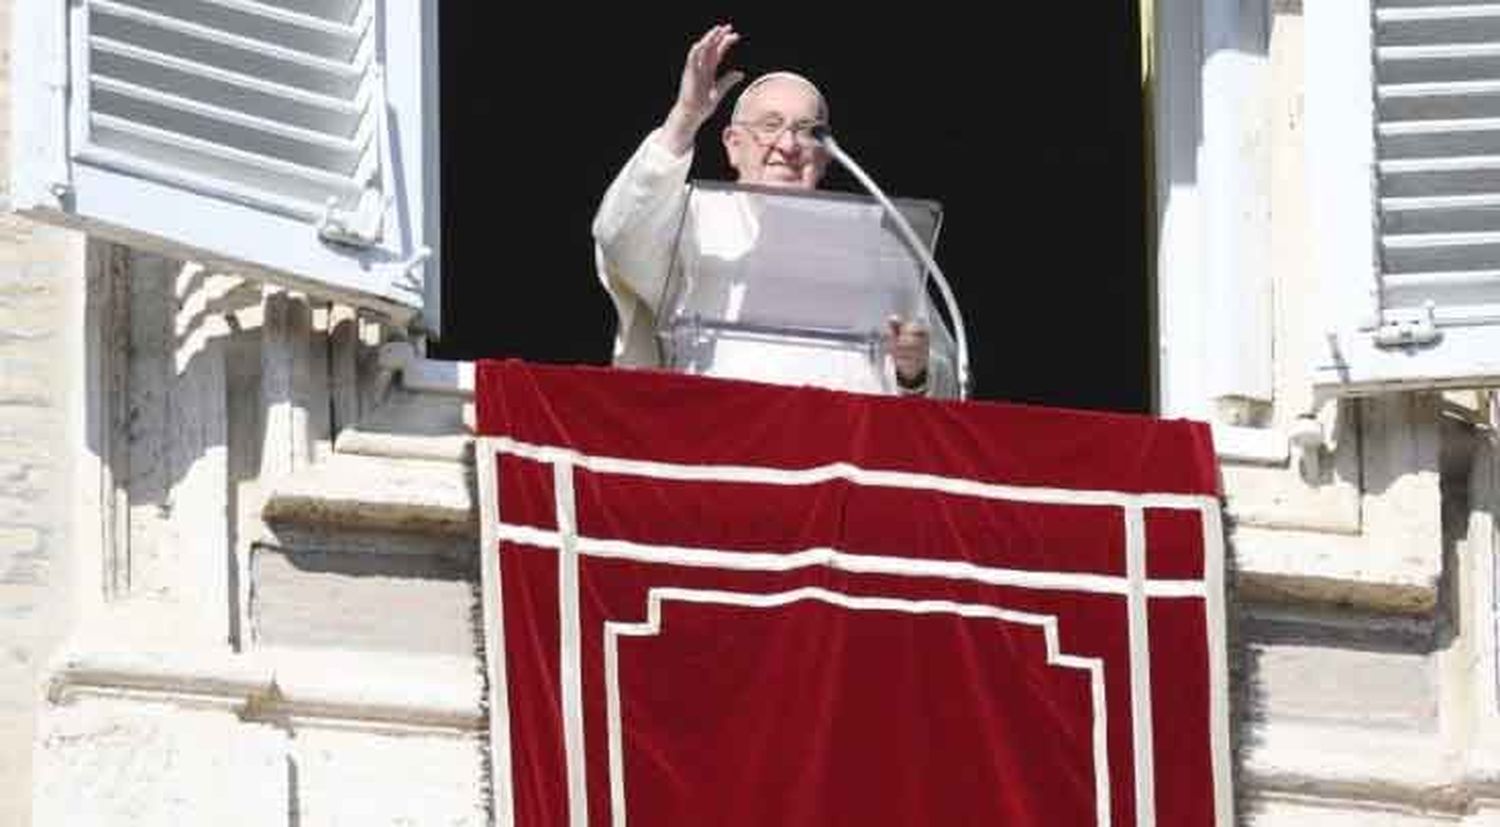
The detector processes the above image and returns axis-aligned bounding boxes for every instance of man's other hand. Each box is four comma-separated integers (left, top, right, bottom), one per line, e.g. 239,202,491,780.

887,316,930,393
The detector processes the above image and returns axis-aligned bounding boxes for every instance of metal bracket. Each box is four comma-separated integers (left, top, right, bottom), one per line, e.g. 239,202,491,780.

1288,415,1327,481
1286,396,1343,483
1371,301,1441,348
378,245,432,288
317,189,388,248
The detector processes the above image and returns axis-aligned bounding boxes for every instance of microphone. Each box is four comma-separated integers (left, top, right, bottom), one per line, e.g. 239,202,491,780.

811,126,972,399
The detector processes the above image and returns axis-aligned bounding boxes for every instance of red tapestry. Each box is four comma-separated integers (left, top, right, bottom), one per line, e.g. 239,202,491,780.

476,360,1230,827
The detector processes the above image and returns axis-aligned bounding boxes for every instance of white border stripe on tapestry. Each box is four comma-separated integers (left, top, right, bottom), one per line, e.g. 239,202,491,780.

492,436,1216,512
603,587,1111,827
1201,503,1235,824
476,446,516,827
554,459,589,827
494,521,1208,600
1124,506,1157,827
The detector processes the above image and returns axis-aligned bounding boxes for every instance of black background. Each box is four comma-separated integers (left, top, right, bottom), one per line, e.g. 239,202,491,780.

436,7,1151,412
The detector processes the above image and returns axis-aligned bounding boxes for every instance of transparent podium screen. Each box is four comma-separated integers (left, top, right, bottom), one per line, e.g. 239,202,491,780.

662,181,941,332
655,181,950,393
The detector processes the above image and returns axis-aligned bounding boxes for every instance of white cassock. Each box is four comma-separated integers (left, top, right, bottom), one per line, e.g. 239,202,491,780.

591,129,957,398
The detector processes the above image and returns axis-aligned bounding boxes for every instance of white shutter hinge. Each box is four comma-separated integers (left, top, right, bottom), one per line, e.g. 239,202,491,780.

1371,301,1441,349
379,245,432,286
317,188,388,248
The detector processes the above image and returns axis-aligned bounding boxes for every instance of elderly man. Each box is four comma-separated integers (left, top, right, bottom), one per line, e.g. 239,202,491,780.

592,23,952,397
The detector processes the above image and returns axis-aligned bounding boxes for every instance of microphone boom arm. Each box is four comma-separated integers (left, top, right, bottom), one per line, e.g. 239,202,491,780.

813,127,972,399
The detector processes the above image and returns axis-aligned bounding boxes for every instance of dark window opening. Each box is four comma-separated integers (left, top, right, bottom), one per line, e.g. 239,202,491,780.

436,8,1150,413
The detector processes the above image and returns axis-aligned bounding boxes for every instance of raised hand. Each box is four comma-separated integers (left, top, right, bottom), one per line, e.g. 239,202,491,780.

661,24,745,155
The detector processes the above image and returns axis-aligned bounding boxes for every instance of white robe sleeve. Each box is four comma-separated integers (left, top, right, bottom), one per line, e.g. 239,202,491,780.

591,129,694,368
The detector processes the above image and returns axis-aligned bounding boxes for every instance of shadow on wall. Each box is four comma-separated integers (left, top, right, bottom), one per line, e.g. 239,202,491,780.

84,243,394,646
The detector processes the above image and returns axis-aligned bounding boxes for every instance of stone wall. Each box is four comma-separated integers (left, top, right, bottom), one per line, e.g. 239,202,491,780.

0,0,87,821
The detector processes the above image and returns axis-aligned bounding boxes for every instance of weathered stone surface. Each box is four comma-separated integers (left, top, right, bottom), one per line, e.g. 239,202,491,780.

32,701,288,827
262,453,477,537
333,389,473,463
1251,642,1438,730
291,728,487,826
251,546,477,656
0,215,77,827
1245,797,1455,827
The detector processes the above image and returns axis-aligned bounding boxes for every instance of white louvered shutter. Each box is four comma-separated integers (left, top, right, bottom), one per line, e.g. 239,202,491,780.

10,0,441,333
1310,0,1500,394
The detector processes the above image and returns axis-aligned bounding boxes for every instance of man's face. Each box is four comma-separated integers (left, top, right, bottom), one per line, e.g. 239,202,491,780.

723,78,829,189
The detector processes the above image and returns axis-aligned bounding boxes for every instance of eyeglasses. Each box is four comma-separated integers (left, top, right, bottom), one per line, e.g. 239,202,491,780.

731,116,827,147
